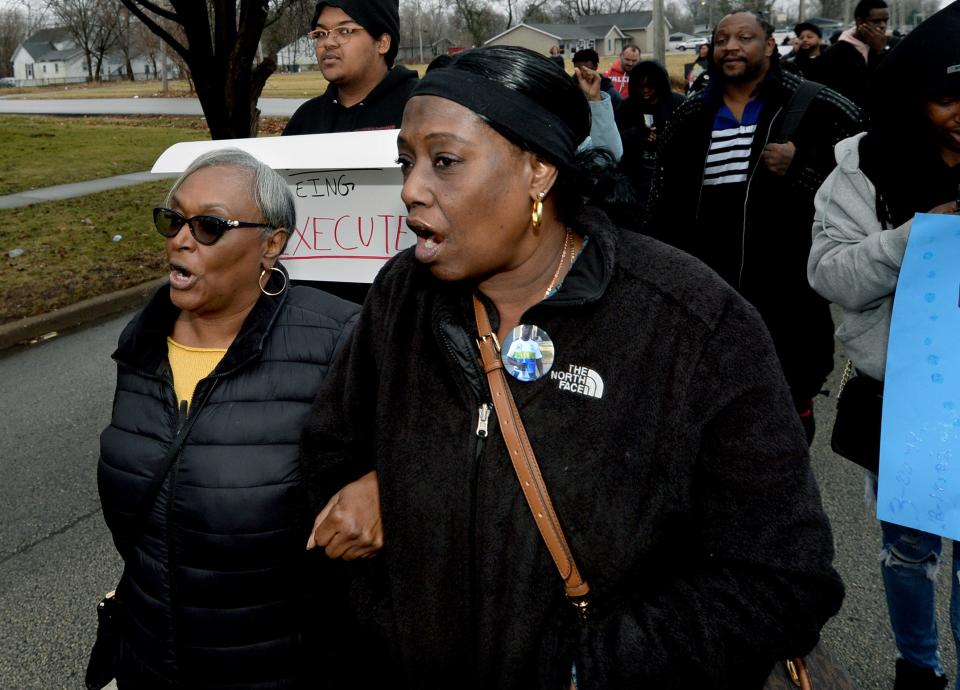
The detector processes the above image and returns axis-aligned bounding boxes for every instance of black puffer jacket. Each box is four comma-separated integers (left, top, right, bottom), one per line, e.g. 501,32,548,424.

302,209,843,689
98,280,359,689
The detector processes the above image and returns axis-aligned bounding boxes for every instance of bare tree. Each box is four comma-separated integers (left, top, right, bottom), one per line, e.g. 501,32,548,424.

451,0,507,45
90,0,123,80
0,8,30,78
555,0,646,17
118,0,305,139
664,1,694,32
504,0,551,26
115,4,147,80
261,0,313,59
47,0,99,79
402,0,457,49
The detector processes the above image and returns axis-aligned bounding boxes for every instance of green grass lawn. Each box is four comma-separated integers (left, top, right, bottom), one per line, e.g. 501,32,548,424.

1,179,172,324
0,115,210,195
4,53,690,100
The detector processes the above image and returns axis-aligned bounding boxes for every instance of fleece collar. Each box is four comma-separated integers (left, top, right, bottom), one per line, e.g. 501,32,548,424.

546,206,617,307
838,28,870,62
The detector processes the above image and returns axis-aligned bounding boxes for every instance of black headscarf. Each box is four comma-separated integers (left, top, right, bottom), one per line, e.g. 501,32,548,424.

311,0,400,68
860,0,960,226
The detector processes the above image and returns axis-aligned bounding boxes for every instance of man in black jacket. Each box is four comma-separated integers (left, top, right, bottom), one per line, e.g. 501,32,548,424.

819,0,891,107
782,21,826,81
282,0,419,136
644,11,865,442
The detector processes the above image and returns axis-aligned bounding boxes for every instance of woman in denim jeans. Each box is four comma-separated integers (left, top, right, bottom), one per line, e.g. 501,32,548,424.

808,4,960,688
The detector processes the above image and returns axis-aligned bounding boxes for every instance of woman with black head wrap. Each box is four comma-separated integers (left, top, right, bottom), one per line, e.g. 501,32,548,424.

301,45,842,688
809,3,960,687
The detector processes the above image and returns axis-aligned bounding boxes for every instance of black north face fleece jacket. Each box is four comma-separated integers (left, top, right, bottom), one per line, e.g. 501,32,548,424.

301,209,843,689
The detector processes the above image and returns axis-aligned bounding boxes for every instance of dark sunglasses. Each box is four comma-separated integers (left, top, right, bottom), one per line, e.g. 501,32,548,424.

153,207,272,246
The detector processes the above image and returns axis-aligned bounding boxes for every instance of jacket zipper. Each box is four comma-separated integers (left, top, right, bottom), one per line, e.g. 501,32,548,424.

738,105,783,289
438,322,493,672
164,378,218,679
475,403,491,440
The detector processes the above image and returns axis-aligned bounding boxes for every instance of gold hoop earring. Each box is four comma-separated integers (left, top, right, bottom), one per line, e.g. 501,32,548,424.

258,266,287,297
531,191,545,229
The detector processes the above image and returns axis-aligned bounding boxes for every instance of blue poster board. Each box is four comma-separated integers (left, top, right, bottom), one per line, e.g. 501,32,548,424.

877,213,960,539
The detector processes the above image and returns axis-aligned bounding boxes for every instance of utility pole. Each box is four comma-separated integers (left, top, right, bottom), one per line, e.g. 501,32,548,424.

799,0,806,21
653,0,665,64
161,39,168,95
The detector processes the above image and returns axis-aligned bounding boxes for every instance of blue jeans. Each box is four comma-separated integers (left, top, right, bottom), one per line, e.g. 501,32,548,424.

880,519,960,682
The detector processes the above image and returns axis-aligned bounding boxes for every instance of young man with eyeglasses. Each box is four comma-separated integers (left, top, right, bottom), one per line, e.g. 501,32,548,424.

282,0,418,136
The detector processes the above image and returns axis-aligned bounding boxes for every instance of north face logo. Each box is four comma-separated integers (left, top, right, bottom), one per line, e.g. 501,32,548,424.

550,364,605,399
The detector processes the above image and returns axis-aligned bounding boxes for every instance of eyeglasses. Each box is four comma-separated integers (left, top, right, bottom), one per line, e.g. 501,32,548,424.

153,207,270,246
308,25,365,46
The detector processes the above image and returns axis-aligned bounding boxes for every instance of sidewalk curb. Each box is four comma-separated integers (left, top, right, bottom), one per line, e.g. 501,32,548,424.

0,277,166,352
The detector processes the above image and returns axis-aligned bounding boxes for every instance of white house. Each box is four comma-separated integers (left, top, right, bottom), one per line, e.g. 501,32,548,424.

11,28,161,86
277,36,318,72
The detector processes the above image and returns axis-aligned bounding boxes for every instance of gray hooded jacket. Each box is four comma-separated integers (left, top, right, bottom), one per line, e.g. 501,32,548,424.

807,132,912,381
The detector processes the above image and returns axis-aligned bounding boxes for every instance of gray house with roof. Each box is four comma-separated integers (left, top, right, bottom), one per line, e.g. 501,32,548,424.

484,11,670,58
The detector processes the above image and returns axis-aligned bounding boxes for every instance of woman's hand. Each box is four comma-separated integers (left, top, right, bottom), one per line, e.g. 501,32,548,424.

306,471,383,560
929,200,960,215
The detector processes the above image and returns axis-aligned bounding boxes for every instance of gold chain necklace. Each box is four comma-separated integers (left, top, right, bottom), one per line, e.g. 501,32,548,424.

543,228,573,299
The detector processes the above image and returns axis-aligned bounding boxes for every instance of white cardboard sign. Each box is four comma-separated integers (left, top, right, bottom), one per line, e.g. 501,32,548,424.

152,131,413,283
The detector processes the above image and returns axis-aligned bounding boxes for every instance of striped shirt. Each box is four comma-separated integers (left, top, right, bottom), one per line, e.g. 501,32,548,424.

703,100,763,186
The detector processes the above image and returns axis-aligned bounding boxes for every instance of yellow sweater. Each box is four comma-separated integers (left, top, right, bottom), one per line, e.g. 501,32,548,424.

167,337,226,410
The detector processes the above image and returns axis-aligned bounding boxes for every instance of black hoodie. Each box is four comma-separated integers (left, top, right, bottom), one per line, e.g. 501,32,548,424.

282,64,419,135
859,0,960,227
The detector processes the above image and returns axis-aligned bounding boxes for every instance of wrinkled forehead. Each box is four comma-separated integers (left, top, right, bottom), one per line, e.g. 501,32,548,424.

715,13,765,35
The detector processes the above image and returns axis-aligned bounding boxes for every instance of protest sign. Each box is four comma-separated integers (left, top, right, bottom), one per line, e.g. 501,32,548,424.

877,212,960,539
152,130,412,283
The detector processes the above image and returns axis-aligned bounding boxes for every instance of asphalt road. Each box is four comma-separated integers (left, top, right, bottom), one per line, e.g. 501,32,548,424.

0,314,125,689
0,311,954,688
0,97,306,117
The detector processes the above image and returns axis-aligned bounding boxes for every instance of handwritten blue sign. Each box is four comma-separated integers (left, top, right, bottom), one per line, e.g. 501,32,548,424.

878,213,960,539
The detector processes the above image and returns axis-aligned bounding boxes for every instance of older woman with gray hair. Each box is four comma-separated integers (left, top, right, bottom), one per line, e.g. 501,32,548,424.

95,149,369,689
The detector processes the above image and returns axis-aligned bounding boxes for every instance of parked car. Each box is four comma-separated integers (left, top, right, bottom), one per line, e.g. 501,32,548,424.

668,33,709,51
0,77,15,88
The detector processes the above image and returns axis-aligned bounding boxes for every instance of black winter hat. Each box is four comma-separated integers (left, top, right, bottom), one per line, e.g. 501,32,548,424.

877,0,960,99
310,0,400,68
793,21,822,38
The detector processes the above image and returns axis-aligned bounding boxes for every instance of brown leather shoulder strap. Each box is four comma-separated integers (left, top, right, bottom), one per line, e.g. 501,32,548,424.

472,295,590,619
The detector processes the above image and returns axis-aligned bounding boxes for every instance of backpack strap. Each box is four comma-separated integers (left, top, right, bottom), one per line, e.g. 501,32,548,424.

775,80,825,143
